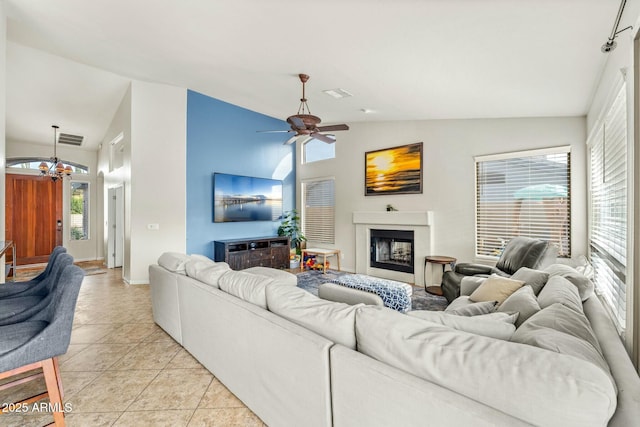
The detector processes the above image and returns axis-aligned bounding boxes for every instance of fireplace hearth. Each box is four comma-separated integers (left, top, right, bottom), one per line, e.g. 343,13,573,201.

370,229,414,273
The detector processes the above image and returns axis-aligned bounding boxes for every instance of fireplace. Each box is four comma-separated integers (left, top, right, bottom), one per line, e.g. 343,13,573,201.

370,229,414,273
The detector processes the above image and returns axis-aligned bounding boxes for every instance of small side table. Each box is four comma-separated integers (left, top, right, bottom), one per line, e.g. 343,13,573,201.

424,255,456,296
301,248,342,274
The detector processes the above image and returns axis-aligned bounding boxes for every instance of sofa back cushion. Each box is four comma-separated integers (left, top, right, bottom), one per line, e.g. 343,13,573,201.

537,275,583,314
185,260,231,289
544,264,594,301
219,271,274,309
157,252,192,274
266,285,360,349
355,305,616,427
407,310,516,340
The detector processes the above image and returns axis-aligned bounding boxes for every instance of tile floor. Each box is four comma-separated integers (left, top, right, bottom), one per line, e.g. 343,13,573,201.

0,267,265,426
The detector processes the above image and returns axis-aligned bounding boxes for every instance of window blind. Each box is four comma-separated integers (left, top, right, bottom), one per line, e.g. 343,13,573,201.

589,83,627,333
475,147,571,258
302,178,335,244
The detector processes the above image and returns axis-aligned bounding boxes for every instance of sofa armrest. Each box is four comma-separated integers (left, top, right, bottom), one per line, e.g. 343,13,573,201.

454,263,494,276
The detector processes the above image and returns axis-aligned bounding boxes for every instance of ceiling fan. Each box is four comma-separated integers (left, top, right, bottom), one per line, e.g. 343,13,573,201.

258,74,349,144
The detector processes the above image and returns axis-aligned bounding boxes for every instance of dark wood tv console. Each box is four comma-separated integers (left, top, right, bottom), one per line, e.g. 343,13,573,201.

213,236,290,270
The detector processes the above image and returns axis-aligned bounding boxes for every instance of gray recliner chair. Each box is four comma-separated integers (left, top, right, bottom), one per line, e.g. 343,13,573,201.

441,237,557,303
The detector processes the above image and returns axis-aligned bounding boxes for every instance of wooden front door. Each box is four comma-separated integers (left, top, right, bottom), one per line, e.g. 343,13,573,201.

5,174,63,265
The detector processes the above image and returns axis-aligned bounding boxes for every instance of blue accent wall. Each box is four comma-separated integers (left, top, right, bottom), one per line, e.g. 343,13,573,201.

186,90,295,257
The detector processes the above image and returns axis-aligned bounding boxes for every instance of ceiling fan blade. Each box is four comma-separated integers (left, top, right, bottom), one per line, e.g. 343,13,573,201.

283,135,299,145
290,116,306,129
311,133,336,144
257,130,293,133
317,124,349,132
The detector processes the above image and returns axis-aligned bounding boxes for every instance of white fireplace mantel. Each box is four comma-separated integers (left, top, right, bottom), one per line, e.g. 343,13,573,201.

353,211,434,286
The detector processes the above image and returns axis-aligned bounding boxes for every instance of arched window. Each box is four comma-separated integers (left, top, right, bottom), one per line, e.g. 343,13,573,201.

6,157,89,174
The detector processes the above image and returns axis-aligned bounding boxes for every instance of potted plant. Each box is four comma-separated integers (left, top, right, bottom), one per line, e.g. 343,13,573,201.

278,210,306,268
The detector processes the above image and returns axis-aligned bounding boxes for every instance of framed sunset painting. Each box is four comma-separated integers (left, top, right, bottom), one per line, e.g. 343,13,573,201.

365,142,423,196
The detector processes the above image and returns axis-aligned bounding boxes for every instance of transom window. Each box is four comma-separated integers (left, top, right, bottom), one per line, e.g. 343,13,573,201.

303,139,335,164
475,147,571,258
7,157,89,174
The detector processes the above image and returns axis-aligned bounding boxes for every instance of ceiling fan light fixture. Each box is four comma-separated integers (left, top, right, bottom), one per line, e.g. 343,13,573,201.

323,88,353,99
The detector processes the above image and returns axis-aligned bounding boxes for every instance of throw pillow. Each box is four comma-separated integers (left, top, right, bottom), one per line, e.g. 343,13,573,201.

497,286,541,327
444,296,497,316
468,275,525,305
544,264,594,301
537,275,583,314
474,311,520,324
157,252,191,274
510,267,549,296
408,310,516,340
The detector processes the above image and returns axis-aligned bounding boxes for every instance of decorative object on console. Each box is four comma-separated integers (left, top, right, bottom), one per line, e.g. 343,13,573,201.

257,73,349,145
39,125,73,181
213,173,283,223
365,142,423,195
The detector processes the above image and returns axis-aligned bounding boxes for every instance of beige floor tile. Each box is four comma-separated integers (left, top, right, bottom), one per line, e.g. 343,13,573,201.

142,328,177,344
60,371,102,398
1,412,55,427
109,341,181,370
188,408,264,427
112,409,194,427
65,411,122,427
70,323,121,344
98,323,161,344
198,378,244,409
58,343,90,364
60,343,136,372
168,349,204,369
67,370,159,413
128,369,212,411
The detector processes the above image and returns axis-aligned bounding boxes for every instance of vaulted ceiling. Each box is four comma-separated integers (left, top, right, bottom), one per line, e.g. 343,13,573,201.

5,0,637,150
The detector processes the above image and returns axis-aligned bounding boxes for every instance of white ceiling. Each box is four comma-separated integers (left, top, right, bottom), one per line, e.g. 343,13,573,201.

4,0,637,150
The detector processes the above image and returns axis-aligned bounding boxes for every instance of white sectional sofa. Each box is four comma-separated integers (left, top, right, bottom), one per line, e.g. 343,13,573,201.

149,253,640,427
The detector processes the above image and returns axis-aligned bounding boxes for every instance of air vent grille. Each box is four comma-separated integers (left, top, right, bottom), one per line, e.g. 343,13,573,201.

58,133,84,146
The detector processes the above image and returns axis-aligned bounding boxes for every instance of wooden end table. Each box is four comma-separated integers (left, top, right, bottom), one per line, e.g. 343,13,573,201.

301,248,342,274
424,255,456,296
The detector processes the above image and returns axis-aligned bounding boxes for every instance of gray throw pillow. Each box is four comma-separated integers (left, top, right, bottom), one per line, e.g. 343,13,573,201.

537,275,583,314
497,285,541,327
544,264,594,301
408,310,516,340
445,297,497,316
510,267,549,296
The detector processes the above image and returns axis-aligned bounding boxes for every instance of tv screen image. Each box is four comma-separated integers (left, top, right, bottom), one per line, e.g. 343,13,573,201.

213,173,283,223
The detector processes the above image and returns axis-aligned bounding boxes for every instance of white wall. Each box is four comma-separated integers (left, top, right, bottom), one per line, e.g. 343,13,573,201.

128,81,187,284
298,116,587,273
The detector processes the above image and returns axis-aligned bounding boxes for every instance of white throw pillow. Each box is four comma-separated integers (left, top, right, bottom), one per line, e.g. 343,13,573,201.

218,270,274,309
469,274,525,305
266,285,361,349
408,310,516,340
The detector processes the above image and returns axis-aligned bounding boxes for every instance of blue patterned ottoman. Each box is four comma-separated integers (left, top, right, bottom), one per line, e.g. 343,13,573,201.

330,274,413,312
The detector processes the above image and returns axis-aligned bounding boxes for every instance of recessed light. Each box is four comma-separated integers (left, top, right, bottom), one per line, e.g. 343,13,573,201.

323,88,353,99
360,108,374,114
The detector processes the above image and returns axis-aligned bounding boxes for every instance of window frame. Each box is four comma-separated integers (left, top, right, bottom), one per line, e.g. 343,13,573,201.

70,181,90,241
301,177,336,244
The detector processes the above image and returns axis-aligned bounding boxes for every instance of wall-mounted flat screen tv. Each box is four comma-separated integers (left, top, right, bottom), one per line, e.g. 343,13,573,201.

213,173,283,223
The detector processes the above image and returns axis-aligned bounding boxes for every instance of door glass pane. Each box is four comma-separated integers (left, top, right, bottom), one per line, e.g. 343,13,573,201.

70,182,89,240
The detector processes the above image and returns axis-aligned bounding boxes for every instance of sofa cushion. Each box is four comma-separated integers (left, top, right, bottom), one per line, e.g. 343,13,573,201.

218,270,274,309
408,310,516,340
497,286,540,327
444,297,497,316
186,260,231,289
266,285,360,349
510,267,549,295
511,303,609,375
355,305,617,427
468,275,525,305
244,266,297,286
537,276,583,314
157,252,192,274
544,264,594,301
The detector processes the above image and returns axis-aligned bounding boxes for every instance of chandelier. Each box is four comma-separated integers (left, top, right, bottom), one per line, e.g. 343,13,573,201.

39,125,73,181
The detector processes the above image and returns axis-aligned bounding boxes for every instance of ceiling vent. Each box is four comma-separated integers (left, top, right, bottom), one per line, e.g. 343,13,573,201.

58,133,84,146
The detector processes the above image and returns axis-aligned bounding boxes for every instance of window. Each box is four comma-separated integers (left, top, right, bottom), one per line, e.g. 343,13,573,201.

588,83,628,334
475,147,571,258
302,178,335,243
70,182,89,240
7,157,89,174
303,138,335,164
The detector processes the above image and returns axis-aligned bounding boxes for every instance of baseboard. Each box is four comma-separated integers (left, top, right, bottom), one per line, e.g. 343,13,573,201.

74,257,105,263
124,278,149,285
